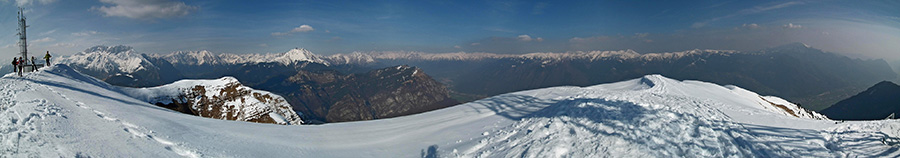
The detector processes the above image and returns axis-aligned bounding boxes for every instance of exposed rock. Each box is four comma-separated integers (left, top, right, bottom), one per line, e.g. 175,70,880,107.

123,77,304,125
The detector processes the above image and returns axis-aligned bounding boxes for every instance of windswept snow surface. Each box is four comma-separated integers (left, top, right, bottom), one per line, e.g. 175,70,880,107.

1,65,900,157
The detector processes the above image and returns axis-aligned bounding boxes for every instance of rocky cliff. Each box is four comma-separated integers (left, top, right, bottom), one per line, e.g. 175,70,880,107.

122,77,304,125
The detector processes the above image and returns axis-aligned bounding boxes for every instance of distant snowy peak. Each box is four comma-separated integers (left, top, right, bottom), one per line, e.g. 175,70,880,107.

122,76,304,125
58,45,158,74
158,48,331,66
327,52,376,65
160,50,221,65
272,48,330,66
327,49,739,64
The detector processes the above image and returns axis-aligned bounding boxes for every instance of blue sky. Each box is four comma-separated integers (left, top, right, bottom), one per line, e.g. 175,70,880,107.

0,0,899,60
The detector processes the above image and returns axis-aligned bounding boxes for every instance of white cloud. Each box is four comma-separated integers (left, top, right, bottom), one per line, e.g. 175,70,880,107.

30,37,53,43
470,43,481,46
517,35,532,41
742,23,760,29
454,45,461,49
50,43,76,47
72,31,100,36
14,0,55,6
783,23,803,29
291,25,314,33
92,0,197,19
258,43,268,47
272,25,315,36
517,34,543,42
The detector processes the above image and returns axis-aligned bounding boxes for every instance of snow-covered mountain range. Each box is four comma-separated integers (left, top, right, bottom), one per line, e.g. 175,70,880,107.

152,48,331,66
121,77,303,125
3,64,899,157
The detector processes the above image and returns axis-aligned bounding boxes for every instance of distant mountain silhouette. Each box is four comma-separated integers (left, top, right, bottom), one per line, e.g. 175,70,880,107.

820,81,900,120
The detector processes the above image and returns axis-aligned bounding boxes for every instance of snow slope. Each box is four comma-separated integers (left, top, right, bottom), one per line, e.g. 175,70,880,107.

2,65,899,157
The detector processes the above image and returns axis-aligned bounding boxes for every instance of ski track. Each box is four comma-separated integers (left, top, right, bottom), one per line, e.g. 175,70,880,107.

36,79,203,158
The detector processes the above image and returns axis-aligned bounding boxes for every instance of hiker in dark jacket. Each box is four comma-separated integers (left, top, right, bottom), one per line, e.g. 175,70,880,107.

43,51,51,66
17,57,23,76
30,56,36,72
12,57,17,73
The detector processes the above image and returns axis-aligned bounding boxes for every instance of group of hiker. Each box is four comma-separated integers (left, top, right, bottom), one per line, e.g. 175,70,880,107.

11,51,51,76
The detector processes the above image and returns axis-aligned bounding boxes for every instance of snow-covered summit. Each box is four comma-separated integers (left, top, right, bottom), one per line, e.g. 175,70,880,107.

2,65,898,157
272,48,330,65
58,45,157,74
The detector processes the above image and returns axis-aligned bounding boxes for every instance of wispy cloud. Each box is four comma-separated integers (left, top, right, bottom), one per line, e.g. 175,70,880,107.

742,23,761,29
14,0,55,6
72,31,100,36
692,1,804,28
30,37,54,43
783,23,803,29
92,0,197,20
50,43,76,47
38,29,57,36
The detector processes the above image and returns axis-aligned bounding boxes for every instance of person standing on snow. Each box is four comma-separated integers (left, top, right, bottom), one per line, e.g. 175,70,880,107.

30,56,36,72
43,51,51,66
17,57,24,76
12,57,18,73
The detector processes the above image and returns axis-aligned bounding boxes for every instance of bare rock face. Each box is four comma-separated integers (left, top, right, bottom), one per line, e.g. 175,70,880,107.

125,77,304,125
282,65,458,123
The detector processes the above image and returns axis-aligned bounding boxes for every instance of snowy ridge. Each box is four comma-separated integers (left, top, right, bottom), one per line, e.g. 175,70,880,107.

158,50,222,65
121,77,303,125
55,45,158,74
154,48,331,66
2,64,899,157
326,52,376,65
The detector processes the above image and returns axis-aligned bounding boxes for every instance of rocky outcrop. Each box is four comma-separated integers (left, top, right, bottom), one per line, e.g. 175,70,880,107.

123,77,304,125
